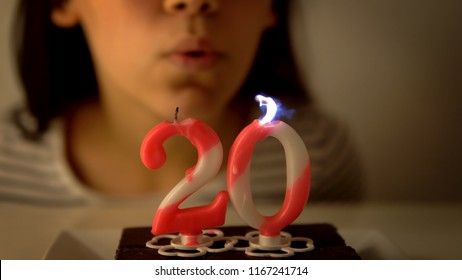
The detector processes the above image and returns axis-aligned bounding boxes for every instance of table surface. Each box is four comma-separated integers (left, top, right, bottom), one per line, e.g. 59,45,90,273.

1,200,462,260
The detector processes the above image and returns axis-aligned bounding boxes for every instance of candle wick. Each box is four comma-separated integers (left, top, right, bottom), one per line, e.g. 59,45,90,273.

174,107,179,121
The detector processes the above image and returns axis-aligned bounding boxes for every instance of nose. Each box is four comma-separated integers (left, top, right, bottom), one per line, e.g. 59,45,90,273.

163,0,219,15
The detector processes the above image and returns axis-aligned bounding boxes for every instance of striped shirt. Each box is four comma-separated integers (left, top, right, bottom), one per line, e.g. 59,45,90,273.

0,105,363,206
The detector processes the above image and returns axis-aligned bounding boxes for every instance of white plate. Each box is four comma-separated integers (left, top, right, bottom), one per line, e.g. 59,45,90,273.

43,228,406,260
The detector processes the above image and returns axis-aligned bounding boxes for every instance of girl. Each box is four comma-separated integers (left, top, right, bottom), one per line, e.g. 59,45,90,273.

0,0,363,205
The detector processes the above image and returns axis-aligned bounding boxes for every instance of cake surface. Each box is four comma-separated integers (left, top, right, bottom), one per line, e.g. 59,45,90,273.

115,224,361,260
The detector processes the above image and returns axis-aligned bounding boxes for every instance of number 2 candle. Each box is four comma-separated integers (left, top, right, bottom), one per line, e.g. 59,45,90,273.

140,109,228,244
227,95,311,244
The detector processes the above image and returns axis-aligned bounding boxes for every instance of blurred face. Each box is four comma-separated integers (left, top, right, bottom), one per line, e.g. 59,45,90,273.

53,0,275,121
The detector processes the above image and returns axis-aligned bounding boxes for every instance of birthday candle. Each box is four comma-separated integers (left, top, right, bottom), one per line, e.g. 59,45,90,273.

140,109,228,243
227,95,311,238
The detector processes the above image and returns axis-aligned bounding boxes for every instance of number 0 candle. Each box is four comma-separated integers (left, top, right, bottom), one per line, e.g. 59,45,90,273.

227,95,311,241
140,109,228,243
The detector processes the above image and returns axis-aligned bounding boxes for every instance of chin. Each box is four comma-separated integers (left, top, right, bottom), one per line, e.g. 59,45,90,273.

153,94,223,122
183,86,233,113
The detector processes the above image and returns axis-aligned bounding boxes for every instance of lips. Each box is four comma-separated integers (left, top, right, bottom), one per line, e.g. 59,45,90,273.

167,38,221,70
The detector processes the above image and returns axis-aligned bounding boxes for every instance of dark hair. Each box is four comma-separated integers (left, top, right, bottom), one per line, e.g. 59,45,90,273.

13,0,309,139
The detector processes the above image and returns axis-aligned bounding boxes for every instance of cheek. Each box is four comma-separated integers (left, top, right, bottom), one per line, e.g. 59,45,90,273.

218,2,274,66
217,17,270,82
82,26,166,102
77,1,163,79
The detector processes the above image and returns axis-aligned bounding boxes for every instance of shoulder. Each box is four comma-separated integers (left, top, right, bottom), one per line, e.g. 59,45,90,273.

291,104,364,201
0,108,86,205
290,104,352,155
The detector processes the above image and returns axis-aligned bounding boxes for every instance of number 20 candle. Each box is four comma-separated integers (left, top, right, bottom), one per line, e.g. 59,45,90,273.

227,95,311,242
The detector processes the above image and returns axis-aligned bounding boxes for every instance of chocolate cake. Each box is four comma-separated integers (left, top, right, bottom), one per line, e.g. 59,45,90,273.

115,224,361,260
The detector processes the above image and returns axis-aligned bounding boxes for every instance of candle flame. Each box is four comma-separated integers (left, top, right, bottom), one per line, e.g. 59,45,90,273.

255,94,278,125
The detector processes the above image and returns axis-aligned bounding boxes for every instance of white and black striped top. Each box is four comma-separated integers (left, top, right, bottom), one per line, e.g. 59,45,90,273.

0,105,363,206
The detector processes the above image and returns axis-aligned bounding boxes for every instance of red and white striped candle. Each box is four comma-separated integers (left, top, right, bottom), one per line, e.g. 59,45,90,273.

227,95,311,239
140,112,228,243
